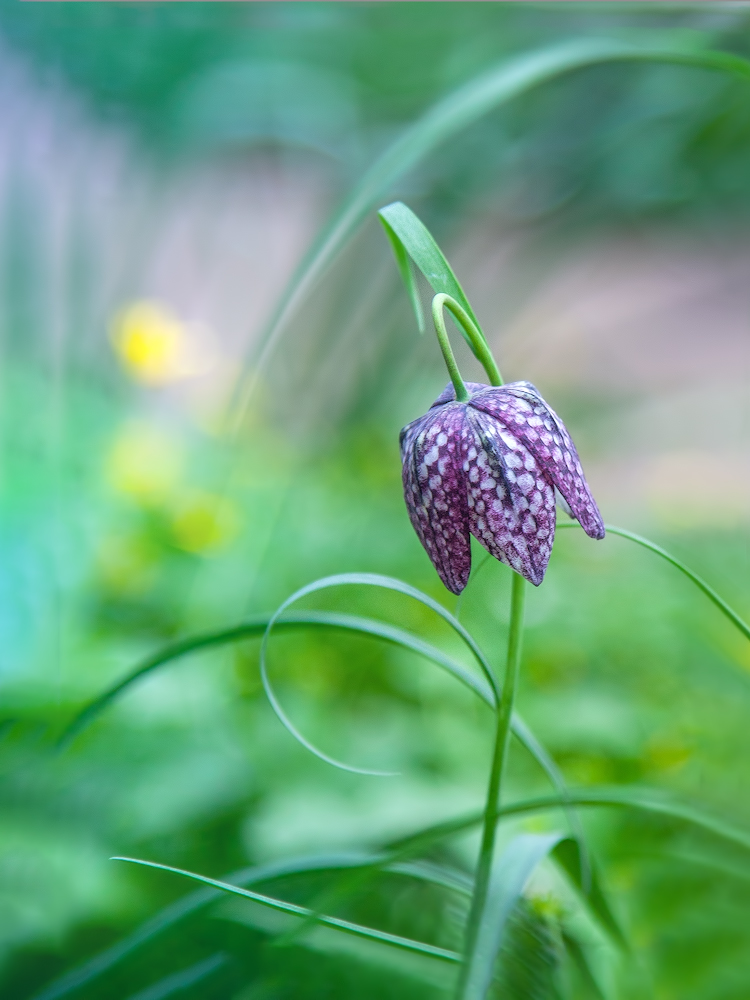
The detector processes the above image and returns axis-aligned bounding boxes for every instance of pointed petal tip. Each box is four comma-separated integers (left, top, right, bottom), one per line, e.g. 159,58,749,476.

578,507,606,540
443,574,468,596
523,550,549,586
401,406,472,596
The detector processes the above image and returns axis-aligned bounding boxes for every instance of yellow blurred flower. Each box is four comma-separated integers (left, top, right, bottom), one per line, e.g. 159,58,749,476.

171,491,241,554
111,300,207,385
106,422,183,505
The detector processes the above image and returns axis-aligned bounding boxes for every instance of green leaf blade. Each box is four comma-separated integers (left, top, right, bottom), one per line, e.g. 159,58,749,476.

380,214,425,332
127,954,227,1000
232,37,750,425
552,838,628,952
379,201,481,347
112,857,460,965
462,832,565,1000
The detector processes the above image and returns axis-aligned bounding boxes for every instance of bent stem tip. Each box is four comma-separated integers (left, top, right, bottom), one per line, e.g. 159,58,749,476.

433,294,503,388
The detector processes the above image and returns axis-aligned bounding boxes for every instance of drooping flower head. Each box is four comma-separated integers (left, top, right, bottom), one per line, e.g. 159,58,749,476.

400,380,604,594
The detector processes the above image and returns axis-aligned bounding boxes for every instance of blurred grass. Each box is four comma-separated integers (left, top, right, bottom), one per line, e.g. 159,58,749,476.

0,3,748,999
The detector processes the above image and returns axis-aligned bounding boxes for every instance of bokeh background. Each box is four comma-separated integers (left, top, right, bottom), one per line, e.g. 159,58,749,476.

1,3,749,999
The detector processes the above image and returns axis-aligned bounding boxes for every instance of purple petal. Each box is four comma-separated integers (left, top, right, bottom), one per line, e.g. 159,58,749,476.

430,381,489,409
464,408,556,586
400,405,471,595
470,383,605,540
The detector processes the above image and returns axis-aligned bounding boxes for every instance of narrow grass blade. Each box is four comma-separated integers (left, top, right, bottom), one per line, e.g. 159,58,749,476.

274,857,474,950
256,572,582,799
37,784,743,1000
126,954,227,1000
38,851,473,1000
557,522,750,642
512,715,591,890
386,859,473,896
381,213,424,332
461,832,565,1000
30,852,384,1000
552,786,750,853
561,931,607,1000
231,37,750,425
58,598,575,842
259,572,501,775
112,857,460,964
263,573,500,700
552,838,628,951
391,785,750,859
58,610,493,749
379,202,482,347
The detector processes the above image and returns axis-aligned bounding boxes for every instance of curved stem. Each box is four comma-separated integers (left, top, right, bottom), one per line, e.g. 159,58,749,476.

556,521,750,644
433,294,503,387
457,570,525,998
431,296,470,401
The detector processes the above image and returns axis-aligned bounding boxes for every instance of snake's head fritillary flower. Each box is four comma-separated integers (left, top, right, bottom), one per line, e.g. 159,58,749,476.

400,381,605,594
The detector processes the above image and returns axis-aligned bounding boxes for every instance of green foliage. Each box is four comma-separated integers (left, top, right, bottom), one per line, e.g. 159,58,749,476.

1,4,750,1000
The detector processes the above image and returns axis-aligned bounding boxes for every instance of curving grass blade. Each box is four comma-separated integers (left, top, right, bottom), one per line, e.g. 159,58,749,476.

61,576,586,865
391,784,750,860
58,599,580,846
36,849,476,1000
231,37,750,425
557,522,750,643
552,837,628,952
512,715,590,890
258,572,502,775
255,566,588,860
386,859,473,896
561,930,608,1000
461,832,565,1000
36,783,746,1000
379,201,482,346
58,609,493,749
381,211,425,333
126,954,227,1000
112,857,460,964
272,856,474,951
31,852,387,1000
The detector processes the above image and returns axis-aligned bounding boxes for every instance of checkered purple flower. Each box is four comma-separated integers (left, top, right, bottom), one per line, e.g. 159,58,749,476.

400,381,605,593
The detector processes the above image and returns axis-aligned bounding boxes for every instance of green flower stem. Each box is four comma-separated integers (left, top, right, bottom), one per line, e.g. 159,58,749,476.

458,570,525,999
431,296,470,401
432,294,504,387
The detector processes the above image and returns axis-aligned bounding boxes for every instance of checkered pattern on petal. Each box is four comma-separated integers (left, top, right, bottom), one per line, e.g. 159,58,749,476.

469,382,605,540
400,379,604,594
463,408,556,586
400,404,471,595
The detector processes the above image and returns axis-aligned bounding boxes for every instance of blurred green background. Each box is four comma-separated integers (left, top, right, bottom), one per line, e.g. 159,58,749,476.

0,3,749,998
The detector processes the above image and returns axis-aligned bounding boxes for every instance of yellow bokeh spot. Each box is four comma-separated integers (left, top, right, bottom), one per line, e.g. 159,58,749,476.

106,422,183,505
171,491,241,555
111,300,189,385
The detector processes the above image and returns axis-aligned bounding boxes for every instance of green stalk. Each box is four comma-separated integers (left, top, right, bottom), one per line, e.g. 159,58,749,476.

457,570,525,999
432,294,503,387
431,295,470,401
